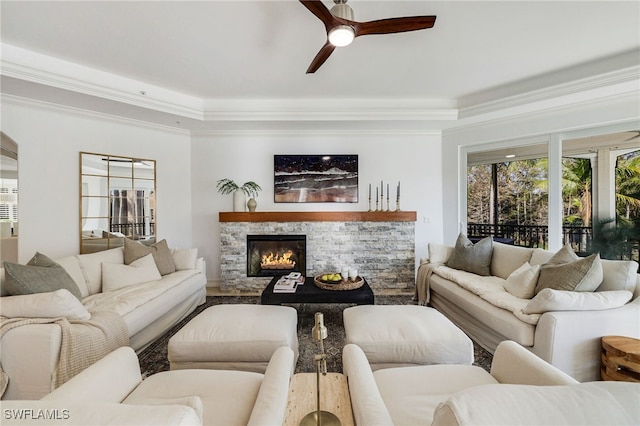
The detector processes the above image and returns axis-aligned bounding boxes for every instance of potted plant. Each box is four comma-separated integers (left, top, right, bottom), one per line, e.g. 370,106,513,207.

216,179,262,212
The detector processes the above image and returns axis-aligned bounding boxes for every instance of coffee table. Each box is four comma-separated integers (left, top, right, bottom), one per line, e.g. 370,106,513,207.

261,276,374,305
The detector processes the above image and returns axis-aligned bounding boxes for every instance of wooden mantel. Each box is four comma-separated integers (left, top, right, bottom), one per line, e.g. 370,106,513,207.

219,211,417,222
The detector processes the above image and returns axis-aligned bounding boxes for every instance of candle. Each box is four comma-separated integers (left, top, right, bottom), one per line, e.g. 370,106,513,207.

376,187,379,199
398,181,400,198
369,183,371,199
381,180,383,198
387,184,389,198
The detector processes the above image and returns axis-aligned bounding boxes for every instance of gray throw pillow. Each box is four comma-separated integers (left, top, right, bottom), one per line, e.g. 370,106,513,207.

446,234,493,276
3,252,83,300
534,252,603,294
124,238,176,276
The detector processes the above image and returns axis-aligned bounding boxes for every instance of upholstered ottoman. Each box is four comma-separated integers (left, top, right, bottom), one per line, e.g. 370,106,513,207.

343,305,473,370
168,304,299,373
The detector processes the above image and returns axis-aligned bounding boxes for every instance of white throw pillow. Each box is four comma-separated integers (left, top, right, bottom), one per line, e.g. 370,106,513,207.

503,262,540,299
0,289,91,320
102,254,161,292
172,248,198,271
522,288,632,314
428,242,454,264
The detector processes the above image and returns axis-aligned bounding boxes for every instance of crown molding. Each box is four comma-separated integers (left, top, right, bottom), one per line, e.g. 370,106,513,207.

1,93,191,136
191,128,443,137
459,65,640,119
1,43,204,120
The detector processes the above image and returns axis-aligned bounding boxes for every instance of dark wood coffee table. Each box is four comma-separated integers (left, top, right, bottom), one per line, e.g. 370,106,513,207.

261,276,374,305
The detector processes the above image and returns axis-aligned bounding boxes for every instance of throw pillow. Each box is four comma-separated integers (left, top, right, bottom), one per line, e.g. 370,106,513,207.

446,234,493,276
0,289,91,320
534,252,603,294
3,253,83,300
428,243,454,264
544,242,579,265
172,248,198,271
523,288,632,314
124,238,176,275
102,254,162,292
503,262,540,299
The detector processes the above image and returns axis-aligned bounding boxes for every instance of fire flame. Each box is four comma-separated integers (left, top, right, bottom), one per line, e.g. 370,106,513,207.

261,250,296,269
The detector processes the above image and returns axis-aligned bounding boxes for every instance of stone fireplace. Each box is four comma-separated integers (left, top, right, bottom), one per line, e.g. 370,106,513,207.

219,211,417,293
246,234,306,277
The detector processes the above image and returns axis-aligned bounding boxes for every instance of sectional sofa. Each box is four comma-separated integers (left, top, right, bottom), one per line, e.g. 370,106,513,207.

416,236,640,382
1,240,207,400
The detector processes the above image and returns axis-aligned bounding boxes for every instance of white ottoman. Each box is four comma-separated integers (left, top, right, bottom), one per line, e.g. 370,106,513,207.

168,304,299,373
343,305,473,370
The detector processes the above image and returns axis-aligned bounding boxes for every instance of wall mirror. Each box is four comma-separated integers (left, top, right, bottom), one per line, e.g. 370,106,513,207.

1,132,18,264
80,152,156,254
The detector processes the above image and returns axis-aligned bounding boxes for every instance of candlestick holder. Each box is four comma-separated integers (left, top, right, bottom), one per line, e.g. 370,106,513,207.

375,199,379,212
300,312,341,426
368,197,372,212
386,195,390,212
380,194,384,211
395,197,401,212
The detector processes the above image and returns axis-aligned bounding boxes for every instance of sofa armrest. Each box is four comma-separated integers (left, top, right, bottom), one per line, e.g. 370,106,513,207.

1,324,62,400
195,258,206,276
531,299,640,382
247,346,294,426
342,344,394,426
490,341,578,385
42,347,142,403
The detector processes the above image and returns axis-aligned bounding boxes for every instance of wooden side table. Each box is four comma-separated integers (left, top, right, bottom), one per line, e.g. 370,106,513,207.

601,335,640,382
284,372,355,426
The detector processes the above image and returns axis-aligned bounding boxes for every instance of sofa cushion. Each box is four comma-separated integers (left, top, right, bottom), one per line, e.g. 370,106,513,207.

3,253,82,300
172,248,198,271
503,262,540,299
0,289,91,320
446,234,493,276
535,253,603,294
55,256,90,298
523,288,632,314
490,243,534,279
124,396,204,424
428,243,454,264
598,259,639,293
432,382,637,426
124,238,176,276
77,247,125,295
102,254,162,292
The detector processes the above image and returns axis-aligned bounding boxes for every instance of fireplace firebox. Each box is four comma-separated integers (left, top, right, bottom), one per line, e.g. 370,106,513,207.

247,235,306,277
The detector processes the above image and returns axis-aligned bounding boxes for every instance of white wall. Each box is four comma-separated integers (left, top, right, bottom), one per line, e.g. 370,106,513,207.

1,99,193,262
191,131,444,284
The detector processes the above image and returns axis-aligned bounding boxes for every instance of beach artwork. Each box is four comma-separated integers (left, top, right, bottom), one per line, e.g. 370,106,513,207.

274,155,358,203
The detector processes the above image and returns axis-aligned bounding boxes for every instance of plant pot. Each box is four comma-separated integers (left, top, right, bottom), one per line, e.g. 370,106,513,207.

247,198,257,212
233,190,246,212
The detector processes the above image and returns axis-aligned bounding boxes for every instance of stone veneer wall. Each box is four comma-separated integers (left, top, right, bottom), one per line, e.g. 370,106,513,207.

220,221,415,292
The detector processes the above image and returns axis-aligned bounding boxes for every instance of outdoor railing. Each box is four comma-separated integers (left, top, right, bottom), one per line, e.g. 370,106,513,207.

467,223,592,253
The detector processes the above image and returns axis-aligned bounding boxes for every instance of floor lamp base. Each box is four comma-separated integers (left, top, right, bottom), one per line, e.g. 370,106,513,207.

300,410,341,426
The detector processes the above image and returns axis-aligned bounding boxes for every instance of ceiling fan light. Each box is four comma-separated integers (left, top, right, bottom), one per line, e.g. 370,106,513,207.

329,25,354,47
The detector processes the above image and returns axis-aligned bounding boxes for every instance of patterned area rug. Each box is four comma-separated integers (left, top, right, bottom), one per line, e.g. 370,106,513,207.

138,295,493,376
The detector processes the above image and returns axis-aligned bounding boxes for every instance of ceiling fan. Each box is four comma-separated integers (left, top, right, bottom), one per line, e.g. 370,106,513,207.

300,0,436,73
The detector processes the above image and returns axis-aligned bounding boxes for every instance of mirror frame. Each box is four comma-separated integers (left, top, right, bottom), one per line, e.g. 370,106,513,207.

80,152,156,254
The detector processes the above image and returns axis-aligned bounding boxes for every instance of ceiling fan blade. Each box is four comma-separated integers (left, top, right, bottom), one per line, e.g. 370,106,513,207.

306,41,336,74
354,16,436,37
299,0,338,30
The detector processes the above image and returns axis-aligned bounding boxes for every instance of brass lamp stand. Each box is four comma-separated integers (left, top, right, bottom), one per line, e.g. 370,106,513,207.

300,312,341,426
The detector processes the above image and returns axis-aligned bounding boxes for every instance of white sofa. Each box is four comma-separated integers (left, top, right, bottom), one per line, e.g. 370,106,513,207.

0,345,295,425
1,246,207,400
416,239,640,382
343,341,640,425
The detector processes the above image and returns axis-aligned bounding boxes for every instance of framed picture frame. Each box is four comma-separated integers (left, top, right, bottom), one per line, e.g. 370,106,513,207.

274,155,358,203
